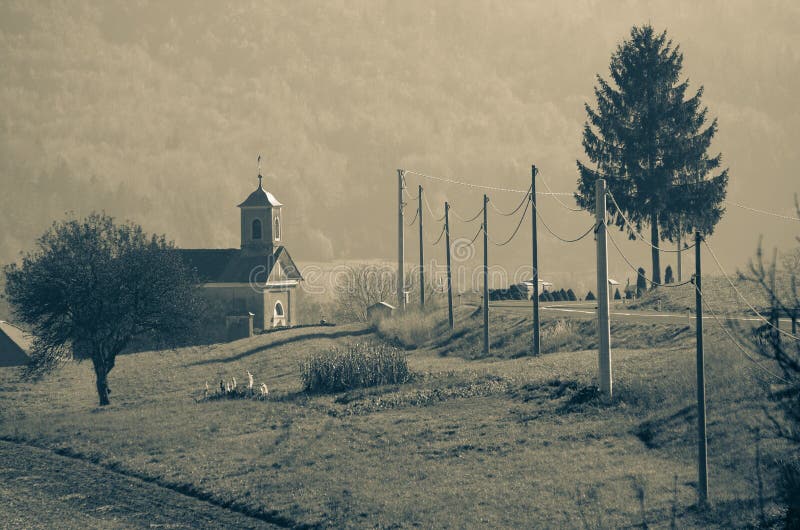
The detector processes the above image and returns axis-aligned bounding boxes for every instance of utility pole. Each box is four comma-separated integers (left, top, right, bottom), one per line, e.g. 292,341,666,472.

445,202,454,330
595,179,612,398
694,230,709,506
397,169,406,311
677,222,682,282
531,165,540,356
418,185,425,309
483,194,489,355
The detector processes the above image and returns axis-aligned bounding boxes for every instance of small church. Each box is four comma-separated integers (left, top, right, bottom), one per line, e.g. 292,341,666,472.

178,168,303,330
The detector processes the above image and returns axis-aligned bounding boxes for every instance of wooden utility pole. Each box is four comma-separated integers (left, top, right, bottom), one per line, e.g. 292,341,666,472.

531,165,540,356
418,185,425,309
694,230,709,506
397,169,406,311
677,225,682,282
595,179,612,398
445,202,454,330
483,194,489,355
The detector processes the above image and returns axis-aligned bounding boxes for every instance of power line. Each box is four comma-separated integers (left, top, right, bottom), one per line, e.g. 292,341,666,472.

534,204,596,243
606,230,694,288
489,195,530,246
450,204,484,223
727,200,800,222
402,169,573,195
405,207,418,227
422,191,446,222
488,185,531,216
429,222,447,245
702,239,800,341
539,172,584,212
697,284,792,384
605,190,697,254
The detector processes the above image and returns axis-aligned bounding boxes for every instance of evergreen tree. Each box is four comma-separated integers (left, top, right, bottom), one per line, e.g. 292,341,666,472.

636,267,648,298
566,288,577,301
576,25,728,284
664,265,674,284
586,291,596,301
614,288,621,300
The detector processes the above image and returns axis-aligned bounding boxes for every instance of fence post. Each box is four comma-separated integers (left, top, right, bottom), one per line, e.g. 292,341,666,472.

595,179,612,398
694,230,709,506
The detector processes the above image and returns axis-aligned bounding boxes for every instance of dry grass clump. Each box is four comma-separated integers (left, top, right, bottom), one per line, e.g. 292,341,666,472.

540,319,582,353
376,309,440,348
301,341,412,393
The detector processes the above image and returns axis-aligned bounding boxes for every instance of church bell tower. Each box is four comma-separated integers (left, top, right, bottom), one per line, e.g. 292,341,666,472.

237,167,283,255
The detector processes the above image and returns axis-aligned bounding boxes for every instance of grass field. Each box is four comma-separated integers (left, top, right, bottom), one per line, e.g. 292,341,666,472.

0,308,792,528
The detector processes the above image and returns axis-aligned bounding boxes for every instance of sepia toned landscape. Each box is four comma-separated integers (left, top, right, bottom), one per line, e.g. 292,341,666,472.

1,1,799,528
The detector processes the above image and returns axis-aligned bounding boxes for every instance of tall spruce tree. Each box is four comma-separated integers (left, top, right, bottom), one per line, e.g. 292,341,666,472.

576,25,728,284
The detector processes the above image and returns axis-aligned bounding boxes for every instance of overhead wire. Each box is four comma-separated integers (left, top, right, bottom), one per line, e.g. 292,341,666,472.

405,207,418,227
429,222,447,246
450,204,484,223
696,283,792,384
702,239,800,341
488,185,531,216
727,200,800,222
606,230,694,288
539,172,584,212
489,194,531,246
534,204,596,243
422,191,447,222
403,168,573,196
605,190,697,254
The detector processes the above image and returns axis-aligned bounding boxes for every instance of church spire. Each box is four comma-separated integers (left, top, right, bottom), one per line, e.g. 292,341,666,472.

257,153,263,189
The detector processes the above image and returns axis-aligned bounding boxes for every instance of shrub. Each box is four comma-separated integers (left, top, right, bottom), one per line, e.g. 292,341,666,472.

586,291,596,301
566,288,577,301
614,288,621,300
551,291,563,302
301,342,412,393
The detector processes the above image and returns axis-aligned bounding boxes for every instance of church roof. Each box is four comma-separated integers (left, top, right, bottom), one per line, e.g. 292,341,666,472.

178,246,301,284
0,320,31,366
237,180,282,208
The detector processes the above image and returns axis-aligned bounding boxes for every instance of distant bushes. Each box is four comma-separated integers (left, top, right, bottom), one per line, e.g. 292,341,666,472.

301,342,412,393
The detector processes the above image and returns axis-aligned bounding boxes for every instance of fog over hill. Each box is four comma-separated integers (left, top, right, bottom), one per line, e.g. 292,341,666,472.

1,1,798,288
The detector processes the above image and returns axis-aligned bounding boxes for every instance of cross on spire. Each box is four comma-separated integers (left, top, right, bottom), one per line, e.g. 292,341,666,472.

257,153,263,188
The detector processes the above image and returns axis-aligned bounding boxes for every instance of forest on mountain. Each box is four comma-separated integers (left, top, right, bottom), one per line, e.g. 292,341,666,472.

1,1,797,270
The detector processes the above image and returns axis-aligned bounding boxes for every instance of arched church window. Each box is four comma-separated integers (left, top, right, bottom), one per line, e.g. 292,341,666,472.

252,219,262,240
274,216,281,241
274,301,284,317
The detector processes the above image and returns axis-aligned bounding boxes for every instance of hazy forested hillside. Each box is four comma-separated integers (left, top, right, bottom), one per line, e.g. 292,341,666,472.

1,1,798,275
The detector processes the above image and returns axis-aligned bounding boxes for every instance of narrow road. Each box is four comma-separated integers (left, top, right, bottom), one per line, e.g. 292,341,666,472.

0,440,282,529
489,300,796,329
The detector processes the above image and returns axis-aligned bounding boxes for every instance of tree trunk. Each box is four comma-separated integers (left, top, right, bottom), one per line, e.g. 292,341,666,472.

650,212,661,287
93,359,111,406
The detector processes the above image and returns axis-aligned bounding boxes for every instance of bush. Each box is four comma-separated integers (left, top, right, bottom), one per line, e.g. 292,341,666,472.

301,342,412,393
566,288,577,301
586,291,596,301
614,288,621,300
664,265,674,284
551,291,563,302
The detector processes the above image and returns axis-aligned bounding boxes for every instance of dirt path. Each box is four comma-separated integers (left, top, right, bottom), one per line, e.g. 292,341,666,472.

0,440,282,529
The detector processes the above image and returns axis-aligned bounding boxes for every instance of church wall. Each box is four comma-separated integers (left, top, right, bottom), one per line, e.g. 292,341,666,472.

263,287,296,327
198,284,268,330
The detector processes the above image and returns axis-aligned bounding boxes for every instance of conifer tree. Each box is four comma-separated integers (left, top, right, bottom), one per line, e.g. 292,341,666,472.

576,25,728,284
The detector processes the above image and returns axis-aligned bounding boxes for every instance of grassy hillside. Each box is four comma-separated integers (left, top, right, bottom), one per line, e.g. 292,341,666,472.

0,310,791,528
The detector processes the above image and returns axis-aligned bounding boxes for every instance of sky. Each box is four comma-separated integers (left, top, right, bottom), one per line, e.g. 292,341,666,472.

1,0,798,294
